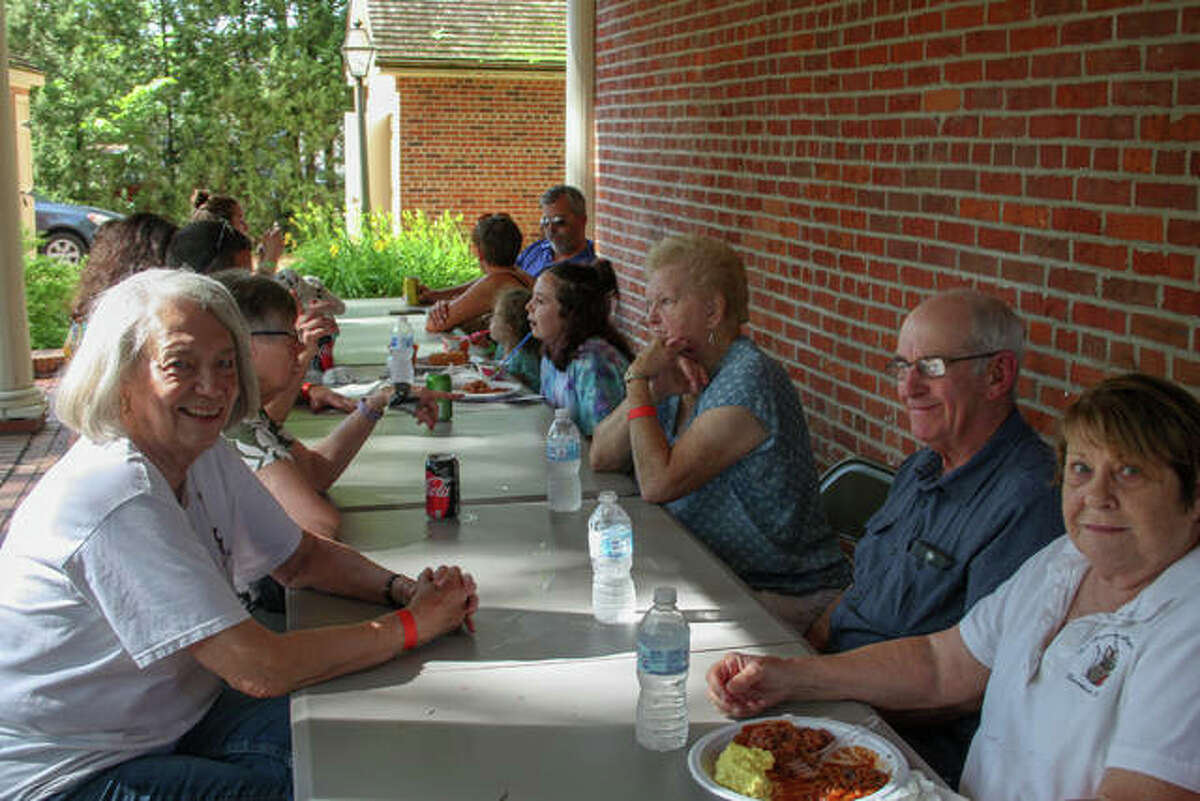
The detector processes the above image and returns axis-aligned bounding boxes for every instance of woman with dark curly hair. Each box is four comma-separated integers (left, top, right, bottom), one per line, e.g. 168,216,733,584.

526,258,632,435
63,212,178,358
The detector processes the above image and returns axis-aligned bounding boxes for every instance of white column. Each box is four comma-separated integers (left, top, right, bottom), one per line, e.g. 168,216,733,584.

0,3,48,423
565,0,595,230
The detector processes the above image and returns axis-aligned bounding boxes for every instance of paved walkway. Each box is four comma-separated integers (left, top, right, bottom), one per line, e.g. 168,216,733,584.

0,379,70,543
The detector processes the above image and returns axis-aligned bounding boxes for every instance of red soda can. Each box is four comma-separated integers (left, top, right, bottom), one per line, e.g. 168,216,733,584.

425,453,460,519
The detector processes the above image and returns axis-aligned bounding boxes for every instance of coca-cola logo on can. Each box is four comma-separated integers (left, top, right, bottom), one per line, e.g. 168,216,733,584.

425,453,459,519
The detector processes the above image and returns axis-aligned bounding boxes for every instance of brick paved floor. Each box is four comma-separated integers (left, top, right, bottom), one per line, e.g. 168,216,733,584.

0,379,70,544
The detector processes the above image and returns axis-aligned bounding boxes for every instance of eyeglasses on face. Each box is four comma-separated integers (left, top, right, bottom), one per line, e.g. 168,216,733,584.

540,215,568,228
884,350,1003,379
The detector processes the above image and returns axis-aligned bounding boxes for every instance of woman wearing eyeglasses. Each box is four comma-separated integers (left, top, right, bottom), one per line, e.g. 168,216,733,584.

214,272,399,540
591,236,849,629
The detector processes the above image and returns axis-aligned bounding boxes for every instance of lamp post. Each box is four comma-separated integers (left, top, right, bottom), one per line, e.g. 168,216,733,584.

342,19,376,217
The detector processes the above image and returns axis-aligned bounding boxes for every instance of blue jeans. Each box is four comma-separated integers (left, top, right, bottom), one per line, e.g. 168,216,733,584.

51,686,292,801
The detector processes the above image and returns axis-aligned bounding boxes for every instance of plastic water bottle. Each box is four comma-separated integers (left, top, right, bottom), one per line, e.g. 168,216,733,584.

387,316,415,396
588,491,635,623
636,586,689,751
546,408,582,511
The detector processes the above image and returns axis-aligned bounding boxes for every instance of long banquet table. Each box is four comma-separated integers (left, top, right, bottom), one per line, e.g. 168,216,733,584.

285,300,939,800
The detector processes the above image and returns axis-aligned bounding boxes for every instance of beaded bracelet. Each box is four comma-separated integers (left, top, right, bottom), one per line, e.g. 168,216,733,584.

384,573,405,608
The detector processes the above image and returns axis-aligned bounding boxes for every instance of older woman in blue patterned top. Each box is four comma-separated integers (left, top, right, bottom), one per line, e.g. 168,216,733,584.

526,259,633,435
592,235,849,630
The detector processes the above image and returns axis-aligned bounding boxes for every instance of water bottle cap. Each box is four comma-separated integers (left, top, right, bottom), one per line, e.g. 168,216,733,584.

653,586,676,605
598,490,617,504
554,408,571,420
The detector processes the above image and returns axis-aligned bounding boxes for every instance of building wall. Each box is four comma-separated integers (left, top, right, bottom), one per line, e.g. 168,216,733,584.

593,0,1200,469
7,66,42,233
395,71,566,246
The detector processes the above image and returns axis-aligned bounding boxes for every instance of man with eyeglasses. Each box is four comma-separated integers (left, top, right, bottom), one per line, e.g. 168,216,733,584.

516,184,596,279
806,288,1061,786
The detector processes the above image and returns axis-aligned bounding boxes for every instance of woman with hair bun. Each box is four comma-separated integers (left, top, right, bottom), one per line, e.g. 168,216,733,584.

525,258,632,435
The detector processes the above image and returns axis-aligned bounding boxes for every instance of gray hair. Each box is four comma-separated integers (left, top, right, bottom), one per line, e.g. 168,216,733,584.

56,269,258,443
539,185,586,217
646,235,750,327
949,289,1026,366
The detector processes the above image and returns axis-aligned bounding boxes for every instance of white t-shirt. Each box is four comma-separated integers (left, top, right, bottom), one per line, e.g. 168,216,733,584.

959,536,1200,800
0,437,301,801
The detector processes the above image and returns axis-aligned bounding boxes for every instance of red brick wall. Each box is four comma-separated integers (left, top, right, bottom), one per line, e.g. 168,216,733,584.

397,73,565,247
593,0,1200,470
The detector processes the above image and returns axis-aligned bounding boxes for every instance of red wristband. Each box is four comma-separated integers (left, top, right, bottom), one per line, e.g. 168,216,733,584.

299,382,312,402
396,608,418,650
627,405,657,421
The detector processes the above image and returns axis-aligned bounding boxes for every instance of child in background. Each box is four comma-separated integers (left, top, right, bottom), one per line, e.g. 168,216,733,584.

490,288,540,390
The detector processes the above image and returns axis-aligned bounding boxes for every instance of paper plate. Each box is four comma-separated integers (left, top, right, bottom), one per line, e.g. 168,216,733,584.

688,714,909,801
452,378,522,402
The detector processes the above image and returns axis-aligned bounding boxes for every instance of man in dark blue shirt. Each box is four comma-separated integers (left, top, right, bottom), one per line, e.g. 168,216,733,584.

516,185,596,279
807,289,1062,785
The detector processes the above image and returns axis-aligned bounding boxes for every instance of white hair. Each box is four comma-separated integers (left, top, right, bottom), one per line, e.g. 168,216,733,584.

951,289,1026,366
55,269,258,442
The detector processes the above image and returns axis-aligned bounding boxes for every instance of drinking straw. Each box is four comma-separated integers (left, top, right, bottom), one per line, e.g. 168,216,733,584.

496,331,533,376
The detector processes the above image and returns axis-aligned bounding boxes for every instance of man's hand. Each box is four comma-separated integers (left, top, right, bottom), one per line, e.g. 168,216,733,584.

706,653,799,718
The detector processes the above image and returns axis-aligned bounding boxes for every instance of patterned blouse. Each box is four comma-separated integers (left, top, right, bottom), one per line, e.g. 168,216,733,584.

225,409,296,472
656,337,849,595
494,338,542,391
539,337,630,436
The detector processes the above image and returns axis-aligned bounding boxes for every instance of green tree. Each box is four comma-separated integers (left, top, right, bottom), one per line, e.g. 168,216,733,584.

4,0,347,233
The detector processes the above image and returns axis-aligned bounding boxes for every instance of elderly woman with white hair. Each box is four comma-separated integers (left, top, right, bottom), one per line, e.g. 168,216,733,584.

591,235,849,630
0,270,477,801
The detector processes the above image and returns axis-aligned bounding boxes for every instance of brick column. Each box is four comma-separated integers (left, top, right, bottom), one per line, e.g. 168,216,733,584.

0,3,48,428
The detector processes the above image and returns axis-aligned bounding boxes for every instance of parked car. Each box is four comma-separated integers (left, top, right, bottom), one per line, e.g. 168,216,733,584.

33,194,123,263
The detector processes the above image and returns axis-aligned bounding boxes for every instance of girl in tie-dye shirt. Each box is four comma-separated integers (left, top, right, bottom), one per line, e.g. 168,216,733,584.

526,259,632,435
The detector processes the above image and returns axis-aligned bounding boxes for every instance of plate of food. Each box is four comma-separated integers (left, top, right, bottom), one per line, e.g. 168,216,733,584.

452,377,522,401
417,349,471,368
688,715,908,801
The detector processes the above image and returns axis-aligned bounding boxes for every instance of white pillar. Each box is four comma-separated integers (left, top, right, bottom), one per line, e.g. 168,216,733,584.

0,3,48,424
565,0,595,230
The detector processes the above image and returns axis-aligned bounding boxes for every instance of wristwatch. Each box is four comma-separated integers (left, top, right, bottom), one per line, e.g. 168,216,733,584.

384,573,406,608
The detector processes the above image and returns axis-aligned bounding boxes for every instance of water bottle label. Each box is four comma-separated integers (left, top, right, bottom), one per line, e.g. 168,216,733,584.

637,644,688,675
546,440,580,462
601,525,633,559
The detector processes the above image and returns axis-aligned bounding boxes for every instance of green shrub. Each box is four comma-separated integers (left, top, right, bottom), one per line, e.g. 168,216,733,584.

288,205,480,298
22,240,81,350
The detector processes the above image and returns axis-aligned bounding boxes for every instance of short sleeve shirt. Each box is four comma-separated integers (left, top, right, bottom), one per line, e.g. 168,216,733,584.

828,410,1061,652
658,337,850,595
0,438,301,801
516,239,596,279
958,538,1200,800
225,408,296,472
494,339,541,391
539,337,630,436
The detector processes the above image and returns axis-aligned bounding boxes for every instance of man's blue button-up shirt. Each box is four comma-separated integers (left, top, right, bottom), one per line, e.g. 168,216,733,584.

828,410,1062,653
